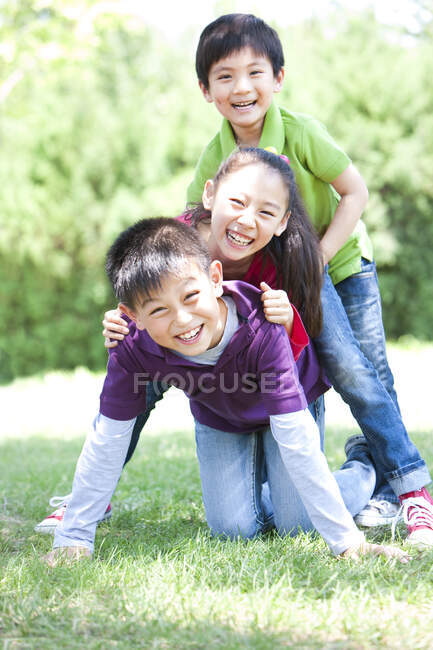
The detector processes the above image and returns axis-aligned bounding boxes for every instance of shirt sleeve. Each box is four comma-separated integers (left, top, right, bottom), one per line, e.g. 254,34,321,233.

53,414,136,553
99,344,149,421
289,305,309,362
270,410,365,555
256,324,308,415
302,117,351,183
186,137,223,205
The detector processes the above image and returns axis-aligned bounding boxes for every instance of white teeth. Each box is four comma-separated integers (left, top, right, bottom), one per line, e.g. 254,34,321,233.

228,231,252,246
233,101,255,107
178,326,201,340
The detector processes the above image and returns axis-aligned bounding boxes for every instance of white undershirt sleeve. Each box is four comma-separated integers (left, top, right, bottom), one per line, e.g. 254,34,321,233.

270,409,365,555
53,413,136,553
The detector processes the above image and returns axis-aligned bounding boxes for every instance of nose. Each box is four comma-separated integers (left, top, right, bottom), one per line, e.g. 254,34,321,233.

174,308,193,327
236,210,256,228
232,73,252,95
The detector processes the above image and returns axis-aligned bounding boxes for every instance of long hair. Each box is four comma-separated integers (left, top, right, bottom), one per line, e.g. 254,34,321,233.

186,148,323,336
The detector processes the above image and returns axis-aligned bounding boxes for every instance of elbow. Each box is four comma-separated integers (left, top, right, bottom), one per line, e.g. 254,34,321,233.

361,183,369,210
355,173,369,211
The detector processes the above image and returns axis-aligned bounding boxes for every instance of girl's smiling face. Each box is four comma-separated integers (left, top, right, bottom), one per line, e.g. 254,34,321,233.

203,162,290,267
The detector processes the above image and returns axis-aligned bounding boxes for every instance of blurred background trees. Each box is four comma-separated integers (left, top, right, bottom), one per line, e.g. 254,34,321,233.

1,0,433,381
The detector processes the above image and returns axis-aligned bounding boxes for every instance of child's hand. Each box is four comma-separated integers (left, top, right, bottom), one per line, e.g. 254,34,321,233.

43,546,92,567
260,282,294,333
341,541,410,563
102,307,129,348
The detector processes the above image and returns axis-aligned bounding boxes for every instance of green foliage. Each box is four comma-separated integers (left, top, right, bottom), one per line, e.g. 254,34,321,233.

0,3,213,381
1,2,433,380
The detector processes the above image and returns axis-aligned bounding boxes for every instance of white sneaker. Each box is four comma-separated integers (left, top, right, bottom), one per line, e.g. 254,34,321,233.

34,494,112,534
354,499,402,527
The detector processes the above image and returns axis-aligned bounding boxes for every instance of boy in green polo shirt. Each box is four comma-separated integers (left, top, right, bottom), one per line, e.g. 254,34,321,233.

187,13,433,545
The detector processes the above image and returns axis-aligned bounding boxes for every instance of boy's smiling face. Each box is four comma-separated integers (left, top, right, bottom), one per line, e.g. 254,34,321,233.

200,46,284,146
120,260,227,356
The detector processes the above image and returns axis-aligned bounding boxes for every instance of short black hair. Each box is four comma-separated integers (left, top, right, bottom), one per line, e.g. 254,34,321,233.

196,13,284,89
106,218,211,308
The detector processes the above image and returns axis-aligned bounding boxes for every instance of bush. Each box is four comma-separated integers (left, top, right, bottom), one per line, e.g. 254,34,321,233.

1,5,432,381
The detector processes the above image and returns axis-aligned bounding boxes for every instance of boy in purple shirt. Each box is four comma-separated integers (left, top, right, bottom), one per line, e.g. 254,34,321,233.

45,218,408,564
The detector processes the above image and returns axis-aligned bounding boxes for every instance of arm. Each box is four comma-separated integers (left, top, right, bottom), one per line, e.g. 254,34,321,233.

270,409,364,555
52,414,136,553
270,411,409,562
320,163,369,265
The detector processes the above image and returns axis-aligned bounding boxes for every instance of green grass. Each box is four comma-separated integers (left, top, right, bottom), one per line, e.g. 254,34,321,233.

1,371,433,648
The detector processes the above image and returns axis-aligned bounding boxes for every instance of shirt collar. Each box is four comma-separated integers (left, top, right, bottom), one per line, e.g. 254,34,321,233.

219,100,285,158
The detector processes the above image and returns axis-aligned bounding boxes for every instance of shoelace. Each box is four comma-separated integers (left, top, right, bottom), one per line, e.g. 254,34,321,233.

391,497,433,540
368,499,399,514
49,494,71,508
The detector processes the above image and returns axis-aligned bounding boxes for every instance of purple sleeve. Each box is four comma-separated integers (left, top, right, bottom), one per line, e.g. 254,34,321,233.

99,346,149,421
256,323,308,415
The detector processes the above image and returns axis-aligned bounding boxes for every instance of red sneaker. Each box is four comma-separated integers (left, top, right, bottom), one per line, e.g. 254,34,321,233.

34,495,112,534
399,487,433,548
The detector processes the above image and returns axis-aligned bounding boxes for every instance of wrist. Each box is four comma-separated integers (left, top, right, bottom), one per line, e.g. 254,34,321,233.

319,243,332,267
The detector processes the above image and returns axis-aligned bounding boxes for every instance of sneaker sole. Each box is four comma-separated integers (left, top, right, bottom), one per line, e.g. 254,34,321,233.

406,530,433,549
354,514,402,528
34,523,58,534
34,510,112,535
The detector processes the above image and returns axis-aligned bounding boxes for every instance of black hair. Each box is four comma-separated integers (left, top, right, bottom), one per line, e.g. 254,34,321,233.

186,148,323,336
196,13,284,89
106,217,211,309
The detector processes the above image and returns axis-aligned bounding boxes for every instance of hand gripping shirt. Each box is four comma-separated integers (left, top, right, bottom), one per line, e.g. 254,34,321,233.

186,101,373,285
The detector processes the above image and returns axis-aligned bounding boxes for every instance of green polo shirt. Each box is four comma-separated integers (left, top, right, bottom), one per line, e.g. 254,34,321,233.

187,101,373,285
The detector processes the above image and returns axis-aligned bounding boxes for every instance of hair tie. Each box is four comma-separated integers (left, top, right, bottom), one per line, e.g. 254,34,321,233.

264,146,290,166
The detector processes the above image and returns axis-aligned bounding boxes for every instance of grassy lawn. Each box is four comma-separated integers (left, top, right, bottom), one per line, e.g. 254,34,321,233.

1,344,433,649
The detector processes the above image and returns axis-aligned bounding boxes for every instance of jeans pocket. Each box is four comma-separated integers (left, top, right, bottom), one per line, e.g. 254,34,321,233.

357,257,376,277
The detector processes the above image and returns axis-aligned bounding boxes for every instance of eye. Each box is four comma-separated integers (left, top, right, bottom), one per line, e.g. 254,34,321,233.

217,74,231,80
260,210,275,217
250,69,263,76
150,307,167,316
185,291,199,301
230,197,244,206
149,306,166,316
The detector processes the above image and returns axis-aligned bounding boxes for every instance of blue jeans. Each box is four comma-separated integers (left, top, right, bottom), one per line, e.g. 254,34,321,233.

124,384,326,466
194,419,375,539
314,260,430,502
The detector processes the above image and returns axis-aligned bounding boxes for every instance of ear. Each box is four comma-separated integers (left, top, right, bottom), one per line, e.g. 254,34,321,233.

118,303,137,323
202,179,215,210
275,210,291,237
273,67,284,94
199,80,213,103
209,259,224,297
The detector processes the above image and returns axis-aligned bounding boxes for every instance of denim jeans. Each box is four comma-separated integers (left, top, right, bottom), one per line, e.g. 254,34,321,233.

314,260,430,502
194,419,375,539
124,384,326,466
